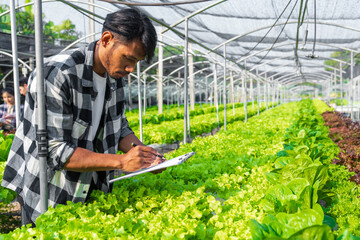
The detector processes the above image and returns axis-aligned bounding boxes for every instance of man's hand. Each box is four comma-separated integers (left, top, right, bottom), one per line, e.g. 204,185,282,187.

149,154,167,174
120,145,159,172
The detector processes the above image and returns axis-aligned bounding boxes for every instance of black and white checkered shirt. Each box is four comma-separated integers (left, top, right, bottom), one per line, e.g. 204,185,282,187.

1,41,133,223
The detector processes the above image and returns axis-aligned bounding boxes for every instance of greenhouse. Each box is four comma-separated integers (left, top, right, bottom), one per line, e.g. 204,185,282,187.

0,0,360,239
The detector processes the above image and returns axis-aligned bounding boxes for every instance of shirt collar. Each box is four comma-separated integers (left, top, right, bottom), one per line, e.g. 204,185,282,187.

81,41,98,88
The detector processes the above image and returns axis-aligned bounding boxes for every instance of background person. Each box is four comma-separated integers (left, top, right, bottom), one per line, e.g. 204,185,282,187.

2,8,163,225
0,87,22,129
19,76,28,96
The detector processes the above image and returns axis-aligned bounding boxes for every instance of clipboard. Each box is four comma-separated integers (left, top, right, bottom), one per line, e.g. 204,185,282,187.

109,152,196,183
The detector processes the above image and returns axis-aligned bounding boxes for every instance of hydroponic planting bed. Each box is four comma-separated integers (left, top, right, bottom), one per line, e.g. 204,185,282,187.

1,100,360,239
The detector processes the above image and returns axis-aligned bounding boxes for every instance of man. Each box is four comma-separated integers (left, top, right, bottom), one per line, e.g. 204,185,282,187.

19,76,28,96
2,8,163,224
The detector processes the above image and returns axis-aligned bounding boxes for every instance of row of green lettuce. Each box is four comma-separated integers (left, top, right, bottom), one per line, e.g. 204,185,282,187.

1,100,298,239
126,101,270,128
0,102,273,206
250,99,360,239
133,103,275,145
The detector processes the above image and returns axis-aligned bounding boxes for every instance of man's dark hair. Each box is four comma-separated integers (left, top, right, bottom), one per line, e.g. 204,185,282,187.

19,76,28,87
102,8,157,63
2,87,14,96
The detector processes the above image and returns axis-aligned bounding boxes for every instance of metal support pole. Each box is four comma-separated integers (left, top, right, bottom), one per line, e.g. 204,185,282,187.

189,43,195,110
327,74,331,104
88,0,95,42
127,75,132,111
167,78,170,113
9,0,21,128
183,18,189,143
157,27,163,114
177,83,180,111
351,51,354,119
334,69,337,106
213,62,219,129
223,45,227,131
257,79,260,115
230,71,235,116
177,72,180,111
244,60,248,122
137,62,143,142
250,77,254,108
271,78,274,108
205,76,209,105
34,0,48,216
143,75,146,115
340,62,343,112
265,73,268,110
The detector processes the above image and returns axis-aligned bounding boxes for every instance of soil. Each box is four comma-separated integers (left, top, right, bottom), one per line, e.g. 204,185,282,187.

0,201,21,234
322,110,360,184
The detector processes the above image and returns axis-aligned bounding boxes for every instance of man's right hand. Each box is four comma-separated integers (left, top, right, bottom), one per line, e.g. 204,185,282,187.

119,145,158,172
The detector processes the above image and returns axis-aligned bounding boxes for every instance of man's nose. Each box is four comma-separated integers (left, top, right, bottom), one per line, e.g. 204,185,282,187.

125,64,136,73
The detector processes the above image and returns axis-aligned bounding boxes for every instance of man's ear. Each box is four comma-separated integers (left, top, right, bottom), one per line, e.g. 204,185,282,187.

100,31,114,48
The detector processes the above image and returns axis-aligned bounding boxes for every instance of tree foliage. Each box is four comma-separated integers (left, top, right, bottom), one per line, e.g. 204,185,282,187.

0,3,79,43
324,50,360,71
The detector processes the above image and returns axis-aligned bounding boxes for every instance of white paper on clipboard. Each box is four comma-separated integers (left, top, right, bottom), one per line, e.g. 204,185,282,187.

109,152,196,183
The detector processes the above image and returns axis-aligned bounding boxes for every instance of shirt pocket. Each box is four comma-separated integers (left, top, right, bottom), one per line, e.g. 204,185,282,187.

71,119,89,140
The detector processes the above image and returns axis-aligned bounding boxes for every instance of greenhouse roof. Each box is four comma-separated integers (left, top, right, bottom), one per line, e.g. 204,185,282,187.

2,0,360,93
130,0,360,89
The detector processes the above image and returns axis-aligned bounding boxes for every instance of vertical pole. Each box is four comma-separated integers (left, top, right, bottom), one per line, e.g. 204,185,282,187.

143,74,146,115
29,45,34,70
137,62,143,142
257,79,260,116
34,0,48,215
189,43,195,110
340,62,343,112
243,60,248,122
177,83,180,111
88,0,95,42
9,0,21,128
178,72,181,111
223,45,227,130
250,77,254,108
157,27,163,114
230,71,235,116
213,62,219,129
334,69,337,106
358,77,360,121
127,75,132,111
265,73,268,110
351,52,354,119
205,76,208,105
327,74,331,104
167,78,170,113
183,18,189,143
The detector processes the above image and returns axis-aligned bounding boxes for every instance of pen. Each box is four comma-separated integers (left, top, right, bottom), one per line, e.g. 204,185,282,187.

131,142,166,160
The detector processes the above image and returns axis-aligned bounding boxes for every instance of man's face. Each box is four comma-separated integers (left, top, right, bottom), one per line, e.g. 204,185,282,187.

2,92,14,105
102,37,146,79
19,85,27,96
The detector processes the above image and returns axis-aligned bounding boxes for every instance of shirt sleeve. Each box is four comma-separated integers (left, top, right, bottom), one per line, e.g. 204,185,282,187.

41,67,77,171
120,110,134,139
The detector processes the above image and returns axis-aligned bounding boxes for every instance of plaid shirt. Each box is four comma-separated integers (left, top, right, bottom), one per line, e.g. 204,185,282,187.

1,41,133,223
0,103,23,127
